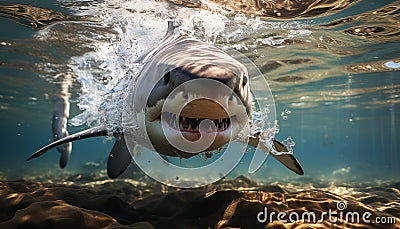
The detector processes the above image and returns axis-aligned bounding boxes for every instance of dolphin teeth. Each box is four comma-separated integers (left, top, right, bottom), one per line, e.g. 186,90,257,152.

213,120,218,128
217,120,223,131
163,112,231,132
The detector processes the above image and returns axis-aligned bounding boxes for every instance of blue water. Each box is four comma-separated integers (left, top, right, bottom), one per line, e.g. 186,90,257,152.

0,0,399,182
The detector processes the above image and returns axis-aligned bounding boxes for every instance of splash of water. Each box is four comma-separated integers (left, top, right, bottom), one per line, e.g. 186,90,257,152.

59,0,295,154
65,2,230,133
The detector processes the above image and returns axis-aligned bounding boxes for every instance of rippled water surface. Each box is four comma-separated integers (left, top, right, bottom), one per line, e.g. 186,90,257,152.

0,0,399,182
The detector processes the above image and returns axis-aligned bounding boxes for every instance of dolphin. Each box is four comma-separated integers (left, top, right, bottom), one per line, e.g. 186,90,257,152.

28,21,304,178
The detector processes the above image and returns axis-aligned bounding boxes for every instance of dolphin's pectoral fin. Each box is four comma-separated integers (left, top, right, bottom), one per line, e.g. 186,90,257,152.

244,136,304,175
107,135,132,179
271,139,304,175
27,126,108,161
271,153,304,175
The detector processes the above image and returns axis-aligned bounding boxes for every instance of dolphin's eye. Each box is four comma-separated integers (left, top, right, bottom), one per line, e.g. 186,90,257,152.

163,72,171,85
242,76,248,87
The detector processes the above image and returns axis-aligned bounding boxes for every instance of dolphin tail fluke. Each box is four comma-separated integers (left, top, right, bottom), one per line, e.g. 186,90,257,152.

27,126,109,161
107,135,132,178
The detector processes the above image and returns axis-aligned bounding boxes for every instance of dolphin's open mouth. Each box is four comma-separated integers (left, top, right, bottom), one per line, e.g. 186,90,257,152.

161,112,232,133
144,75,250,156
144,97,244,152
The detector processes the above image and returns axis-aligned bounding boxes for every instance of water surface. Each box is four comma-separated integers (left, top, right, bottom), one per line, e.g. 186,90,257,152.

0,0,399,183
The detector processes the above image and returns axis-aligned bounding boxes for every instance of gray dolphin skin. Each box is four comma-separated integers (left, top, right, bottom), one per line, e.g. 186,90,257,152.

28,21,304,178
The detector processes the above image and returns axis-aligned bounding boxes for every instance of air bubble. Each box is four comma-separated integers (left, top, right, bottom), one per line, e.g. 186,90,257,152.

280,109,290,120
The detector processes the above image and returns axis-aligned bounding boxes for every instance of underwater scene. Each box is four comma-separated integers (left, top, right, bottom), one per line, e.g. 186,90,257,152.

0,0,399,228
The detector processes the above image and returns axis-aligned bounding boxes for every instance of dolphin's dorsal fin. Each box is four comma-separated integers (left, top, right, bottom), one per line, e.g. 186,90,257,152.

107,135,132,178
166,20,175,35
134,21,178,64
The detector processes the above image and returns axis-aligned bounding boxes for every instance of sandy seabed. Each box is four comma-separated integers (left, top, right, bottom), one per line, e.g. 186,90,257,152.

0,172,399,229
